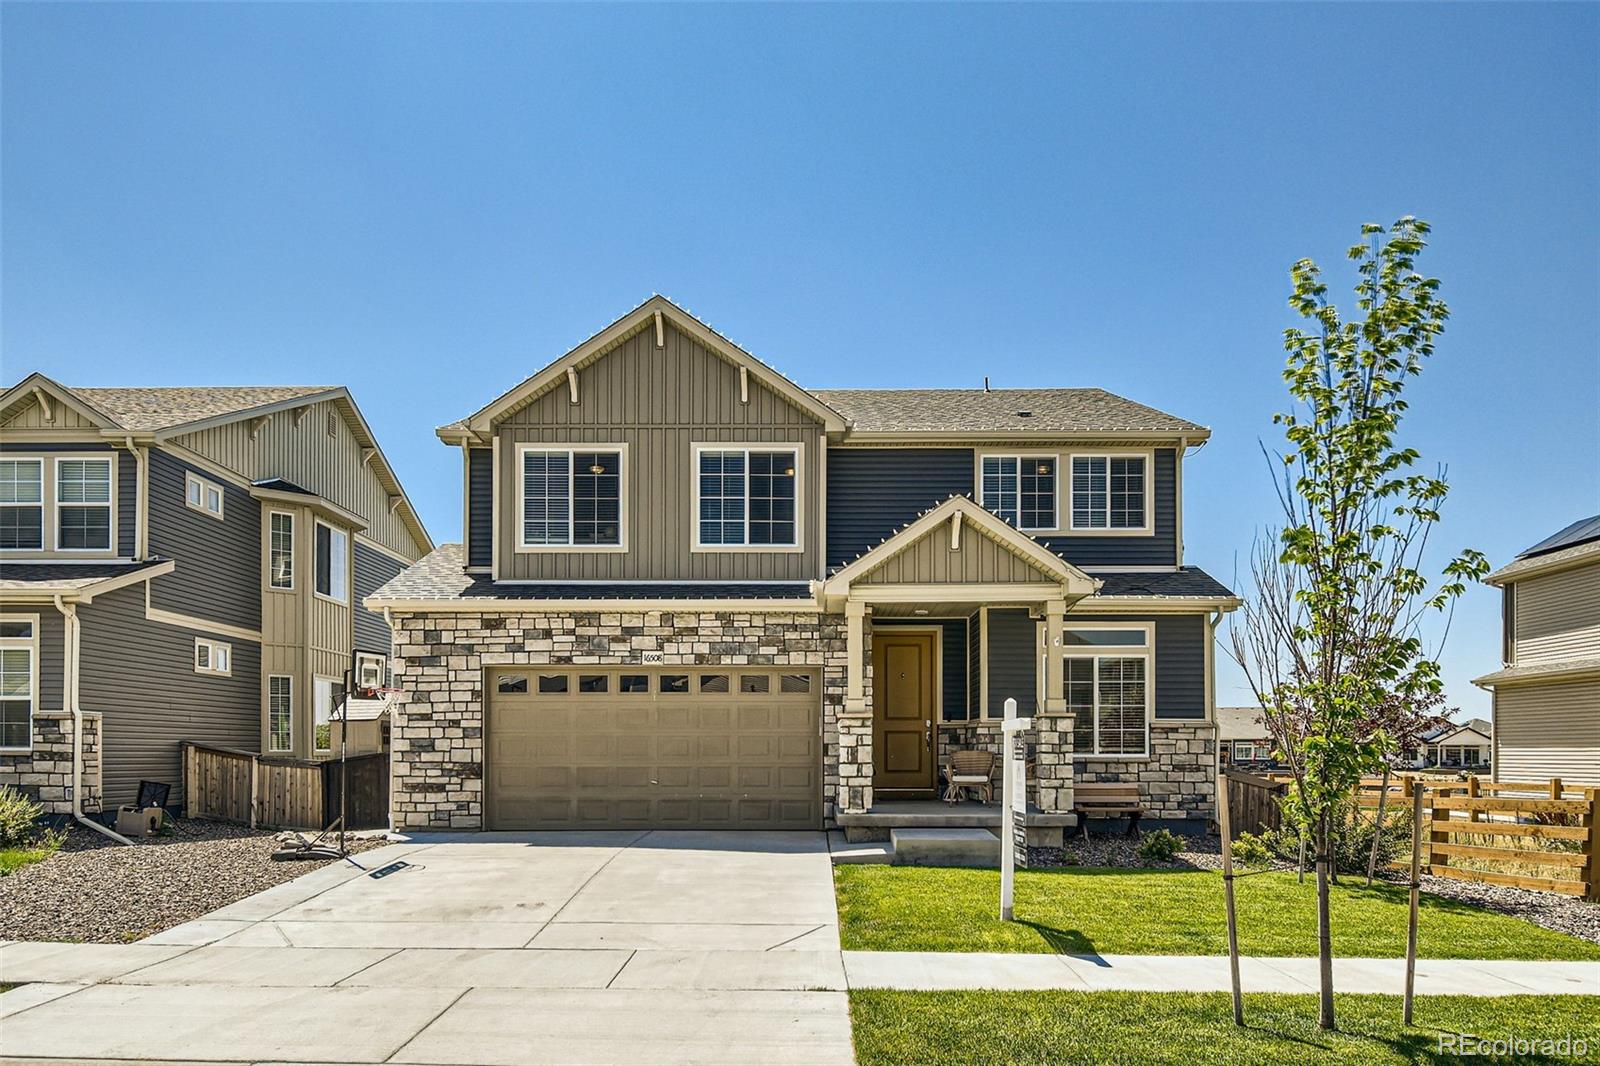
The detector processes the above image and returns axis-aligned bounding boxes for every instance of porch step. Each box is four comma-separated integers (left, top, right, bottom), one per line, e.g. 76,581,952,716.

827,829,894,865
890,827,1001,868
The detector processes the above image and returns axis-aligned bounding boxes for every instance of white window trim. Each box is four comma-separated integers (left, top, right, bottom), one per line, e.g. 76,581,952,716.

51,455,118,555
267,674,293,753
194,637,233,677
267,510,295,592
1064,620,1154,759
313,674,340,753
977,453,1059,532
1233,741,1258,761
690,443,805,553
0,614,40,753
1066,450,1154,536
514,443,629,553
313,519,350,605
355,651,386,691
185,472,225,520
0,458,46,554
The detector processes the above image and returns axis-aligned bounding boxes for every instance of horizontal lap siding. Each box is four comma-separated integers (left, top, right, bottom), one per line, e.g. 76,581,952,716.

0,442,135,558
1513,564,1600,666
353,541,404,656
1039,448,1178,568
0,607,64,713
825,448,973,570
147,449,261,631
1494,681,1600,786
1068,612,1207,719
497,323,823,581
874,617,970,719
77,584,262,807
467,448,493,568
986,607,1038,715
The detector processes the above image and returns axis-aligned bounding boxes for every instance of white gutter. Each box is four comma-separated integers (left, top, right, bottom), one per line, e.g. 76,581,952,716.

55,594,134,846
119,435,146,560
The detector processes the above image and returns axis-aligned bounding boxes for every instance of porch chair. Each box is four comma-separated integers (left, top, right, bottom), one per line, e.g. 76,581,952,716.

943,749,996,805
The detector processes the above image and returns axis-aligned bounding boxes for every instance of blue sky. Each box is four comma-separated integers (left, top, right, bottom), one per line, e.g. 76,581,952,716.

3,3,1596,718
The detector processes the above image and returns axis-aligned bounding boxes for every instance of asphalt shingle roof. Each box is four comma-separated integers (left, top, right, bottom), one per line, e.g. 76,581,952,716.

812,388,1206,435
0,558,169,592
73,386,333,432
1092,568,1237,599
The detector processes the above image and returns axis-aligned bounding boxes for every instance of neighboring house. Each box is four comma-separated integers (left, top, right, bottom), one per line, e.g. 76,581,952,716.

0,376,432,815
1474,515,1600,786
1413,717,1492,772
369,296,1239,836
1216,706,1277,769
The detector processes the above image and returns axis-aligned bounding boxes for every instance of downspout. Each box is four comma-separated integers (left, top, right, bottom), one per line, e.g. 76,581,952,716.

119,435,146,560
56,594,134,845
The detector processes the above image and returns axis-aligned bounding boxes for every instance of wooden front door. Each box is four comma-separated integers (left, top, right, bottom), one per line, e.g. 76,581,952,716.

872,632,936,793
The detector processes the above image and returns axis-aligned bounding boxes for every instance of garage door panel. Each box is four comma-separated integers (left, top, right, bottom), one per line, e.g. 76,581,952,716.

487,669,821,831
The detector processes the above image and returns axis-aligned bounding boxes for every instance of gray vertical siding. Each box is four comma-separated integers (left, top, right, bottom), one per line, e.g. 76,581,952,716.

874,617,969,719
146,449,262,630
825,448,974,570
353,541,404,656
466,448,493,569
1068,612,1207,719
77,583,262,807
1039,448,1178,568
0,442,136,558
986,607,1038,715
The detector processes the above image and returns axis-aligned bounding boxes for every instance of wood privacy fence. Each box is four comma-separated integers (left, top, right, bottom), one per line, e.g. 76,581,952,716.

181,742,389,831
1222,770,1600,901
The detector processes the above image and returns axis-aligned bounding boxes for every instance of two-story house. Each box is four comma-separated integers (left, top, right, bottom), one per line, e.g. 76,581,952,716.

1474,514,1600,786
369,296,1238,836
0,375,432,820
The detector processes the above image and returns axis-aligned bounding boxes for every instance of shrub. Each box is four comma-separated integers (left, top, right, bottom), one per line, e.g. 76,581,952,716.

0,785,44,848
1137,828,1182,865
1264,793,1415,875
1230,831,1273,867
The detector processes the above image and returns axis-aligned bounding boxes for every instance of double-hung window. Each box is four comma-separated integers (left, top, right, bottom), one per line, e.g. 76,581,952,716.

267,675,292,752
269,512,294,589
696,447,798,547
519,447,624,548
1065,626,1151,757
0,616,37,750
980,455,1056,530
1070,454,1147,530
56,458,112,550
315,522,348,602
0,460,43,551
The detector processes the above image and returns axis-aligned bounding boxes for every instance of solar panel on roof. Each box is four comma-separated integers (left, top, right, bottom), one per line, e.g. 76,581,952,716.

1518,514,1600,559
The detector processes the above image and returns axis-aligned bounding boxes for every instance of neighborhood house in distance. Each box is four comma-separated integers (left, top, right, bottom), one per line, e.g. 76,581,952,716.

368,295,1241,840
1475,514,1600,786
0,378,432,816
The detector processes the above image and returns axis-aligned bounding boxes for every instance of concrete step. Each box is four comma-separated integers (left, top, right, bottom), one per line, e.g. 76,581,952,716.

890,827,1000,868
827,829,894,865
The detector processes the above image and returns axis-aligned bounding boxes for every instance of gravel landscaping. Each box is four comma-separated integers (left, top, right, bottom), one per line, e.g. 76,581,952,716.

0,818,390,944
1027,829,1600,947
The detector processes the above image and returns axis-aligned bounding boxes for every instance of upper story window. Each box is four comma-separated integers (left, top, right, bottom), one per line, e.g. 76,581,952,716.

315,521,348,602
1065,624,1152,758
1070,455,1147,531
269,512,294,590
0,460,44,551
981,456,1056,530
695,446,799,548
185,472,225,520
519,447,624,549
0,616,37,751
194,637,232,676
56,458,113,551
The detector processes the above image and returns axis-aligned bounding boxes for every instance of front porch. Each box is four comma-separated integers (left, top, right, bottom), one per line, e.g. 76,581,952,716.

835,798,1076,847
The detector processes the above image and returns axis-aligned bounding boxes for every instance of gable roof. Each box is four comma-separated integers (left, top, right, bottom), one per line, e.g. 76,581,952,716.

815,388,1207,437
1424,718,1491,743
821,494,1099,598
0,374,432,553
440,295,849,439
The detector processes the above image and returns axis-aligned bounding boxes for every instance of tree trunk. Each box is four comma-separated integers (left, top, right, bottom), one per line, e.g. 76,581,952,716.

1316,812,1336,1030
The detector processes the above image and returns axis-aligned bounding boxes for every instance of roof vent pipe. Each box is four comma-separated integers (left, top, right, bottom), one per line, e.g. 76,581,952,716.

983,377,990,392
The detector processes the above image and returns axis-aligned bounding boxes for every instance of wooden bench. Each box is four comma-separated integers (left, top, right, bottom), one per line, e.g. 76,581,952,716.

1072,782,1146,839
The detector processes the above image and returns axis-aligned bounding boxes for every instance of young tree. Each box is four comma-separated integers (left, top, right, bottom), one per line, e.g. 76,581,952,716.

1229,217,1488,1031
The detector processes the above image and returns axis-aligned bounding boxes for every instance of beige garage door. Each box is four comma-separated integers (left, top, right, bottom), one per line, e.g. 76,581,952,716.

486,667,822,830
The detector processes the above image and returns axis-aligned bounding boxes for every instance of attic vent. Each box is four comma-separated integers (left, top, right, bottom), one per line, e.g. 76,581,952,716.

326,410,337,437
1016,410,1033,418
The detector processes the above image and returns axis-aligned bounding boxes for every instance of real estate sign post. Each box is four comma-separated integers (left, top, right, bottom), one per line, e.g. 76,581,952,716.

1000,697,1031,921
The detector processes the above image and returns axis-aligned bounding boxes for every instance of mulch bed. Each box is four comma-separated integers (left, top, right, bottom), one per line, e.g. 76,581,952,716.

1026,831,1600,946
0,818,389,944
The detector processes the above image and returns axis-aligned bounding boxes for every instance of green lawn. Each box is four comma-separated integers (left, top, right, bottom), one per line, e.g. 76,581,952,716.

834,866,1600,960
849,991,1600,1066
0,844,57,876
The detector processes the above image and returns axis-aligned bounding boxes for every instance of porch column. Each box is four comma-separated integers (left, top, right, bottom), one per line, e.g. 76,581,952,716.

1036,596,1074,821
838,598,873,814
1043,598,1066,715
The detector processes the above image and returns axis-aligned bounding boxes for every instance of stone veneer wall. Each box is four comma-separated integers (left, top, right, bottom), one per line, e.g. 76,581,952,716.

0,711,102,816
389,610,853,830
1076,720,1217,821
937,717,1075,813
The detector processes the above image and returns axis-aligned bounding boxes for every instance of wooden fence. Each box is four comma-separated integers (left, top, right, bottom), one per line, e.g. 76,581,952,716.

1223,770,1600,901
182,742,389,831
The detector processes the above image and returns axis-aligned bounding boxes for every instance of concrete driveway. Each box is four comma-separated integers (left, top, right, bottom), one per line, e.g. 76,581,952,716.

0,830,854,1065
